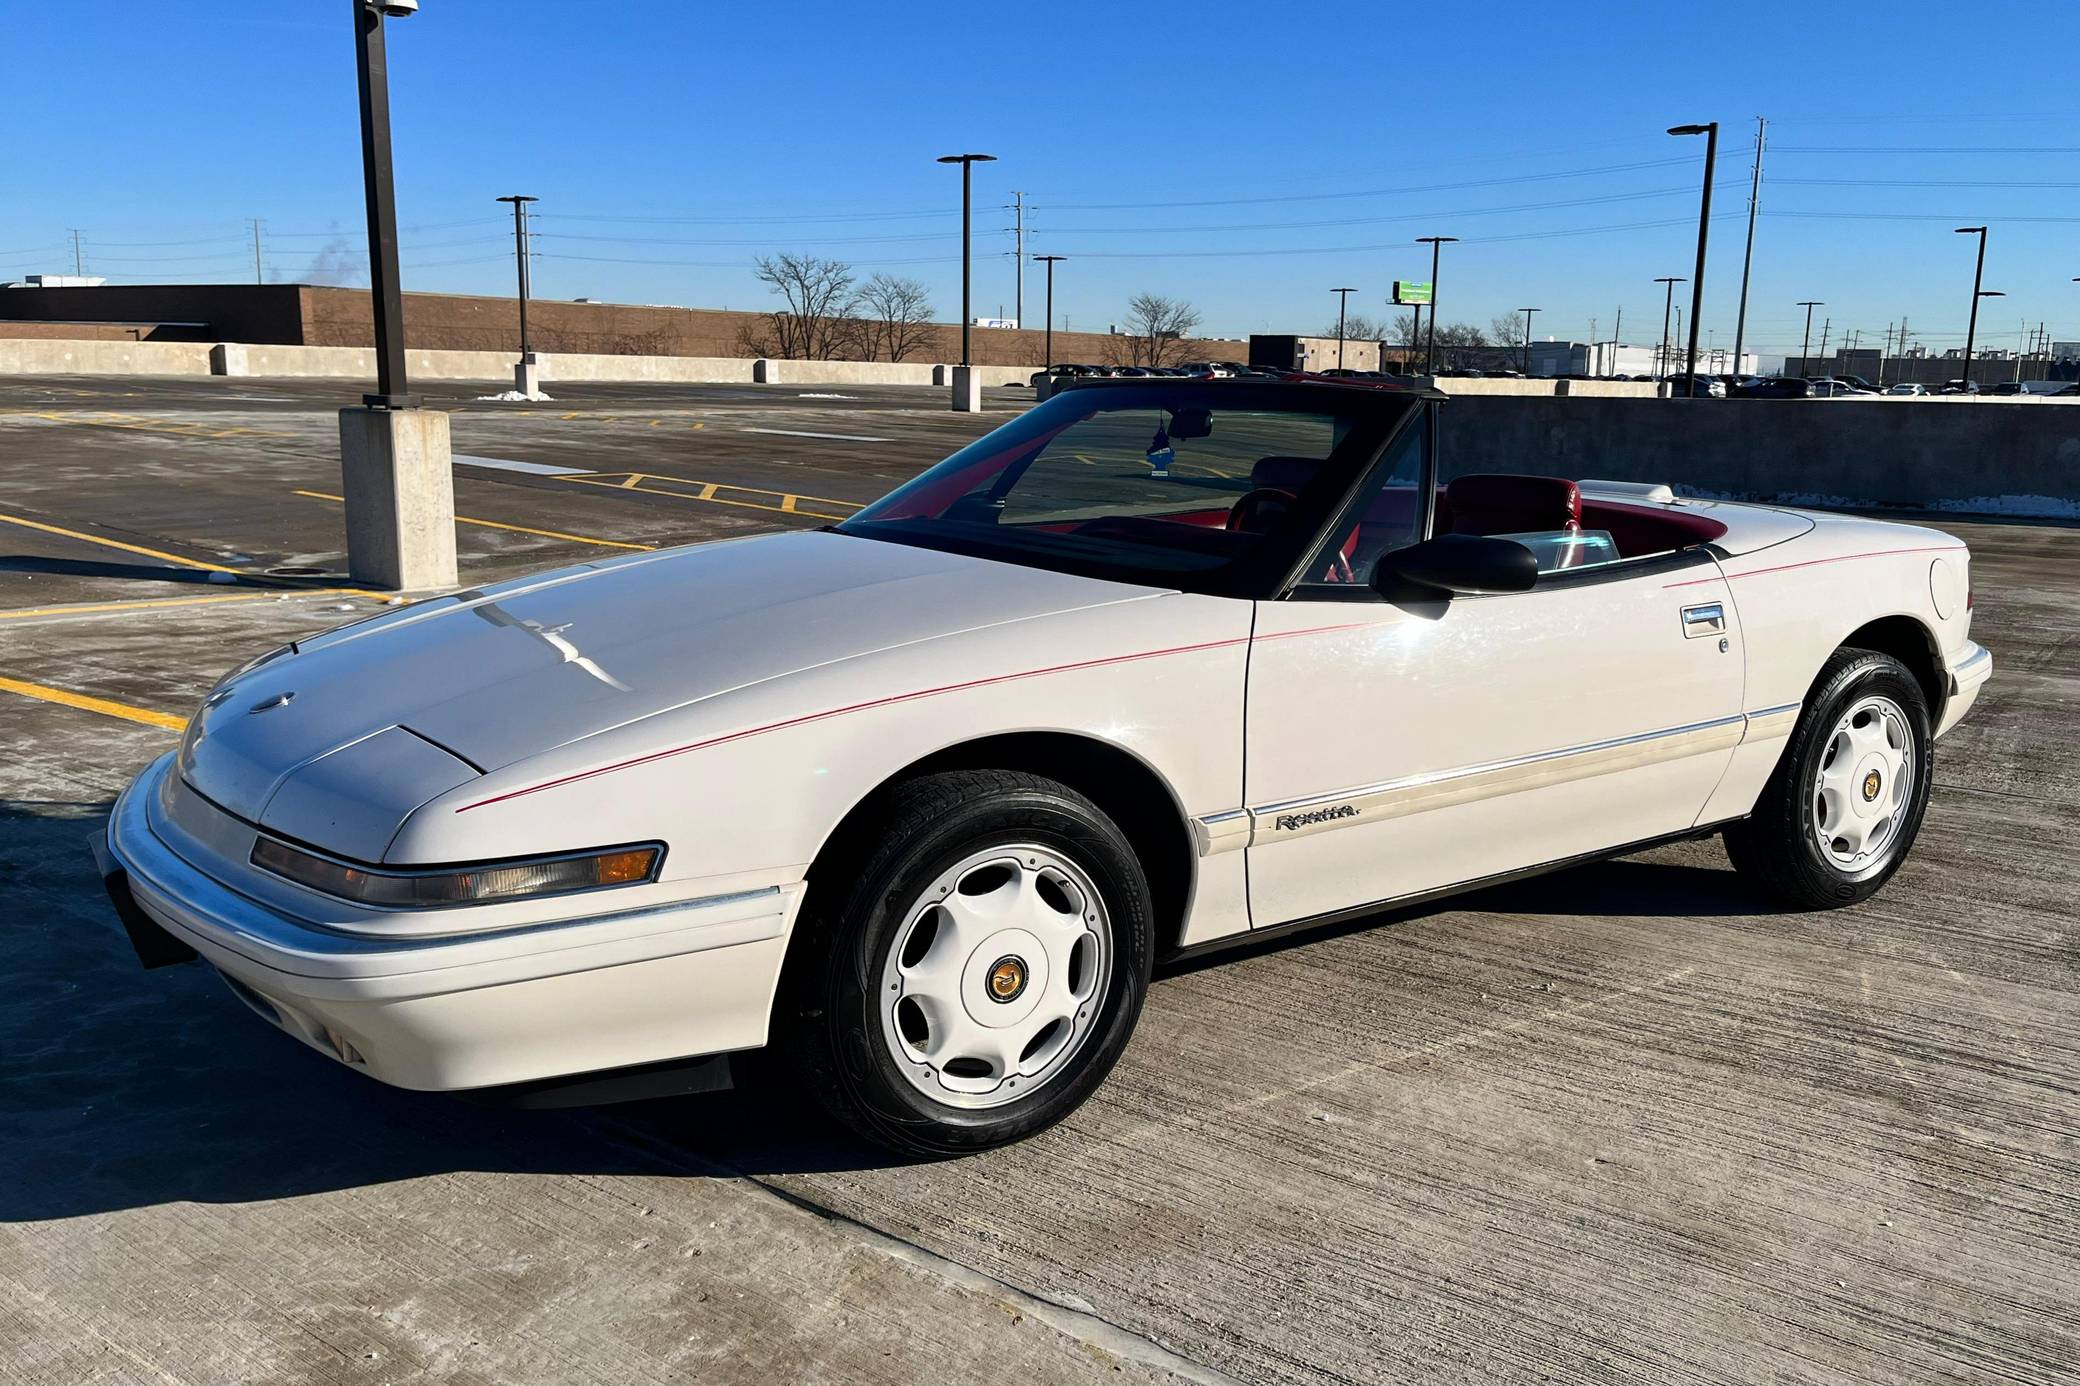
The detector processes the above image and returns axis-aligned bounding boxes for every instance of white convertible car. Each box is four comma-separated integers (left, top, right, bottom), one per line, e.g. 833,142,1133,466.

101,380,1992,1154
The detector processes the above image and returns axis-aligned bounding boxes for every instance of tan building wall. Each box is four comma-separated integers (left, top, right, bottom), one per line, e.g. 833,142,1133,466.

294,287,1242,368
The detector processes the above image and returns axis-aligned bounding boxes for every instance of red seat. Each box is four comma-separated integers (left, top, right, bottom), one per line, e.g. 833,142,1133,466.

1443,474,1580,537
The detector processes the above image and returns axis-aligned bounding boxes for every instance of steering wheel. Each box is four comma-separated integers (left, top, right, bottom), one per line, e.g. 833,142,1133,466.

1226,487,1296,535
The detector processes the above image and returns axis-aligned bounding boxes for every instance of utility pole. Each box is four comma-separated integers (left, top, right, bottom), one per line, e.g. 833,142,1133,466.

68,229,84,276
1818,317,1831,365
249,219,265,284
1518,306,1539,375
1732,116,1765,375
1611,305,1622,377
1880,321,1893,386
1010,191,1026,329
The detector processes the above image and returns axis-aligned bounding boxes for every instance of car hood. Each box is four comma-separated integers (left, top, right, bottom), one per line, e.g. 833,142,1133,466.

177,531,1157,844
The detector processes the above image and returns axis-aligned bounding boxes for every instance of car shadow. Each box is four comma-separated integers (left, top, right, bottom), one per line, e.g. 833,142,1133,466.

3,799,1776,1222
0,799,905,1225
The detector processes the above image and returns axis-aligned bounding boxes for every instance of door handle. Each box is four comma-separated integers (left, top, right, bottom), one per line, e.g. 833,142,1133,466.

1681,602,1726,638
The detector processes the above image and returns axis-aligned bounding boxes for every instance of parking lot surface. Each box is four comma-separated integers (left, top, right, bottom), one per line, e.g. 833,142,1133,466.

1,375,2074,1385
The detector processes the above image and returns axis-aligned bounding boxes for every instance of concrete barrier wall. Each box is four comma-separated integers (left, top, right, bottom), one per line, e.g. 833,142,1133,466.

1440,395,2080,518
0,339,215,376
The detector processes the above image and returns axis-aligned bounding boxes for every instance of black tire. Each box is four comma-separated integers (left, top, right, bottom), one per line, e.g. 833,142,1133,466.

1723,648,1934,909
778,770,1153,1157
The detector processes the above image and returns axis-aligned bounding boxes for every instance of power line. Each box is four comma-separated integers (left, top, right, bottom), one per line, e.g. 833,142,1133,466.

1033,156,1697,212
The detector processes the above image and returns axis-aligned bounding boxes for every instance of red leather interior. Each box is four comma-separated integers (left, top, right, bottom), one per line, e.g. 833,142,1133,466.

1578,497,1728,550
1443,474,1581,536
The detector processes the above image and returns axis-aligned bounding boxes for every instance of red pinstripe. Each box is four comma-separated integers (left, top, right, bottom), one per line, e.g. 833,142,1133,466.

1666,543,1965,589
454,621,1369,813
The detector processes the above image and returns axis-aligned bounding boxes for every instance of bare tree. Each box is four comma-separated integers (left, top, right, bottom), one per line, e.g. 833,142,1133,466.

740,253,862,360
1321,312,1387,342
858,273,936,362
1489,313,1528,351
1432,322,1490,371
1118,292,1202,367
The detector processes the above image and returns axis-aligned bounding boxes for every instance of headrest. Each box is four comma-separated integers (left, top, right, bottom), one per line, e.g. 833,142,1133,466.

1250,455,1323,493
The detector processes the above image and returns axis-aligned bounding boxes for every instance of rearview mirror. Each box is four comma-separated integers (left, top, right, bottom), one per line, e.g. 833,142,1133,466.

1373,534,1538,599
1168,406,1213,439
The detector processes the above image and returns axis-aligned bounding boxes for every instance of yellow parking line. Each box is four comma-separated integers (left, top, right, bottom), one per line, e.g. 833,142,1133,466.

0,510,243,574
0,589,367,622
558,472,854,522
0,675,186,731
293,491,655,552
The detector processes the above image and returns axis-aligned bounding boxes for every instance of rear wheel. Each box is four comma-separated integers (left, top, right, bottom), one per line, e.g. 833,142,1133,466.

1723,648,1933,908
780,770,1152,1157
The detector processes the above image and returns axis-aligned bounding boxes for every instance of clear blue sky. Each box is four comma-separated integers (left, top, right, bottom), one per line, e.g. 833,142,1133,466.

6,2,2079,365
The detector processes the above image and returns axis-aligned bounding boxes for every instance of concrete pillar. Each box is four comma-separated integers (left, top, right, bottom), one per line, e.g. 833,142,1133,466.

209,343,249,377
337,407,458,592
950,364,982,413
1032,376,1055,403
753,358,778,384
931,364,950,386
514,356,541,398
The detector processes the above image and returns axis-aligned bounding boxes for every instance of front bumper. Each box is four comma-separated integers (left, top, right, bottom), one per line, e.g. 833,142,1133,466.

102,754,801,1091
1936,639,1992,739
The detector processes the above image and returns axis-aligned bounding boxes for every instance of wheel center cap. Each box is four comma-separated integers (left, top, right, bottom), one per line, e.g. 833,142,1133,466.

987,956,1029,1003
1862,769,1882,802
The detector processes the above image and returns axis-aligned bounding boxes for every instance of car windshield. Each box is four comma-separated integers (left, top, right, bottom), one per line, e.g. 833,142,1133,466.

837,383,1418,595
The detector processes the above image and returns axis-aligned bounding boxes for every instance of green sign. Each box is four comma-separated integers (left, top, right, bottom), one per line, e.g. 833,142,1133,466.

1392,280,1433,306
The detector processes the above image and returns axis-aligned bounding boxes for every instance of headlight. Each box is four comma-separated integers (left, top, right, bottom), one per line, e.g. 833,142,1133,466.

250,838,663,907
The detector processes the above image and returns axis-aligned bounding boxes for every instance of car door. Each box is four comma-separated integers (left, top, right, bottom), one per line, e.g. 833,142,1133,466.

1241,442,1745,928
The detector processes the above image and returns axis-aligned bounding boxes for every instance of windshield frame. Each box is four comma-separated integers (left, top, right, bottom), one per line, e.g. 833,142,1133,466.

834,381,1429,600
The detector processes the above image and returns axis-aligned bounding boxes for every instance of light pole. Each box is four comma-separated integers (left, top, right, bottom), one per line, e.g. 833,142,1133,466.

496,193,538,396
1796,300,1822,377
1655,277,1685,380
1415,236,1457,374
1969,288,2006,389
1332,287,1356,369
342,0,455,592
938,152,996,411
1517,307,1539,375
1669,122,1718,397
1955,226,1989,389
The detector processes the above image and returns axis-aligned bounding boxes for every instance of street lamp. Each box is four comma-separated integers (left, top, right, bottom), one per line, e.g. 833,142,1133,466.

1796,300,1823,377
1331,287,1356,369
1415,236,1457,373
1669,122,1718,397
1955,226,1989,389
496,193,538,395
1655,277,1685,380
1517,307,1539,375
1034,254,1065,374
353,0,419,409
337,0,456,593
938,152,996,411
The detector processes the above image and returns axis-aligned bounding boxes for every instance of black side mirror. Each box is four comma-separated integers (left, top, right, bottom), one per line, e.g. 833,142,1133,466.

1373,533,1538,599
1168,406,1214,439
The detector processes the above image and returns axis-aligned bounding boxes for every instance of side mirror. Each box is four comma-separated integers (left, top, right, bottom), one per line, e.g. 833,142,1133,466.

1168,406,1214,439
1373,533,1538,599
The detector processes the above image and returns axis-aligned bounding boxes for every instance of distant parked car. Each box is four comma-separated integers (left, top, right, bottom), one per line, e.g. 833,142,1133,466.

1827,375,1880,394
1938,380,1979,395
1988,380,2071,397
1884,382,1930,397
1734,377,1837,399
1027,364,1097,388
1663,373,1727,398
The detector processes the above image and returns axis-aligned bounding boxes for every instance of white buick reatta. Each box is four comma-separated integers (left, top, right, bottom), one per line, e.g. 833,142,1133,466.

102,380,1992,1154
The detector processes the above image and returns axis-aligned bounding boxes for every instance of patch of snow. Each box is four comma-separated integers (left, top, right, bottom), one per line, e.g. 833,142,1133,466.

796,392,861,400
475,389,554,402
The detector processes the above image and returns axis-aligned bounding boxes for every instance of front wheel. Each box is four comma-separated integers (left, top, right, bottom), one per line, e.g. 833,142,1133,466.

1723,648,1934,909
780,770,1153,1157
